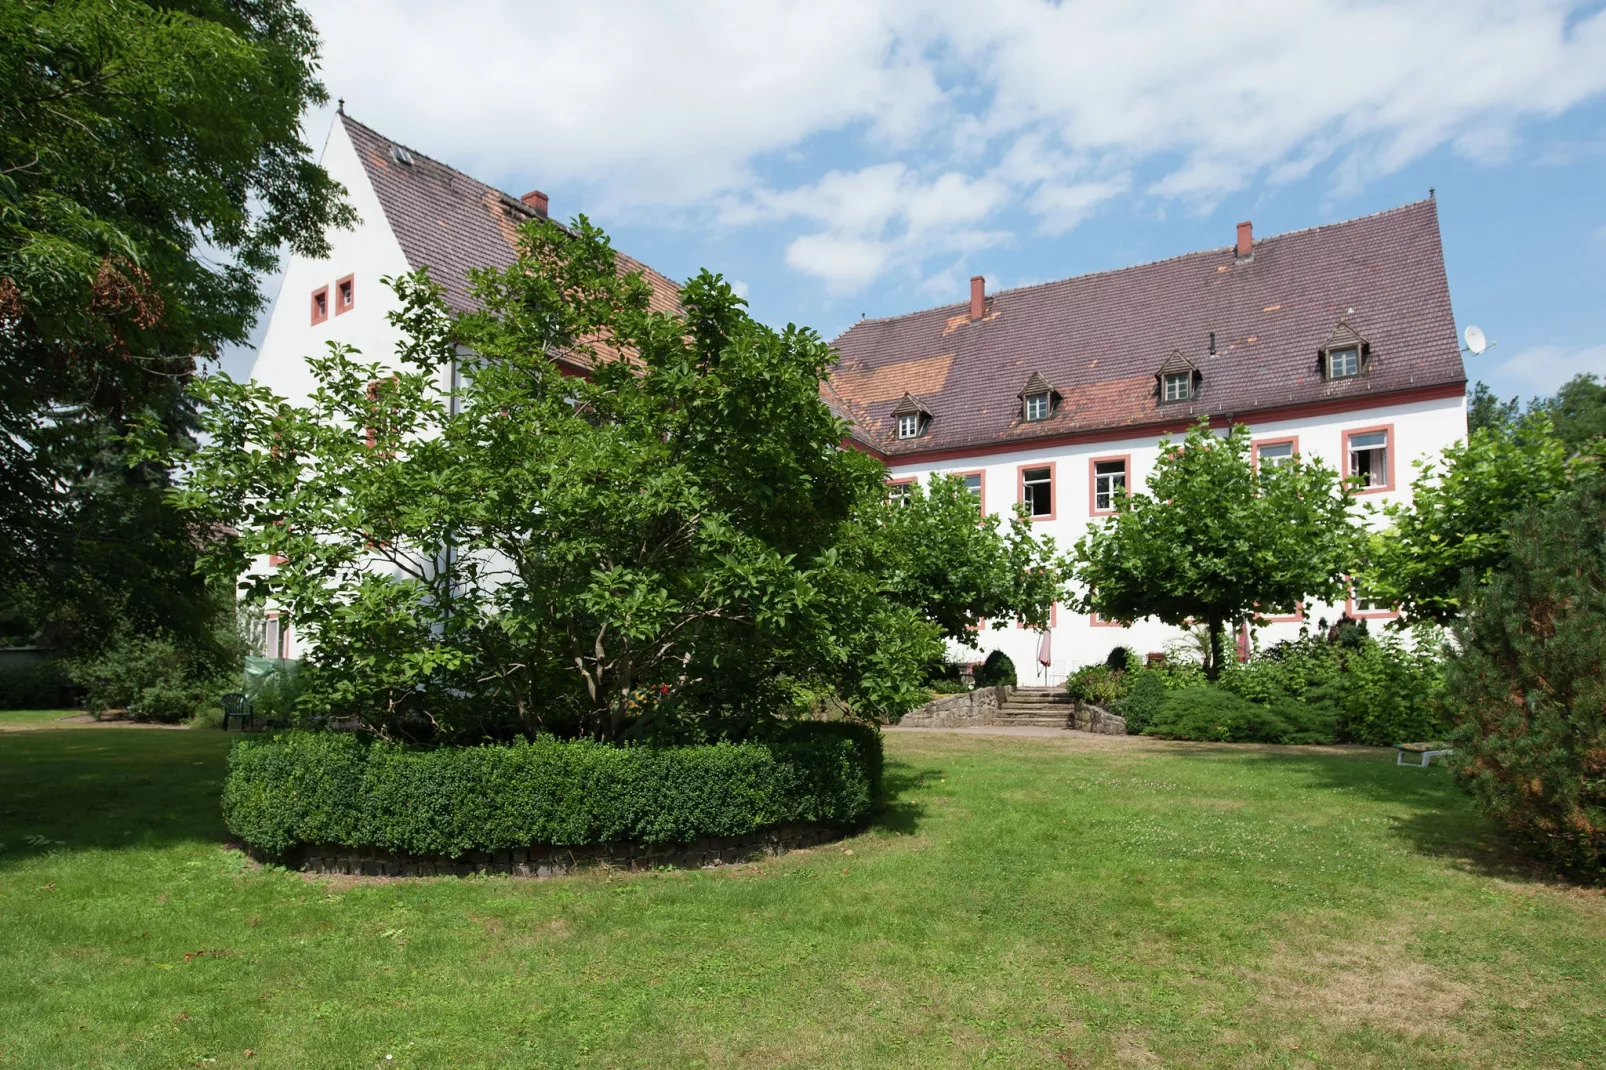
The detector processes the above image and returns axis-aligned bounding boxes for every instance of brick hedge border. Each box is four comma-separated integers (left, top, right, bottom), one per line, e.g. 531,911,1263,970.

255,821,846,878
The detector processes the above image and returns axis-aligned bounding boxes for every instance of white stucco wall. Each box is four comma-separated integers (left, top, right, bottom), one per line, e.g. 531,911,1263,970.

248,118,414,406
245,118,417,658
888,392,1468,683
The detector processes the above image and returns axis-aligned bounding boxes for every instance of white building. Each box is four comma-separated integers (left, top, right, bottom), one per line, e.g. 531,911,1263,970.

824,204,1469,682
248,115,1466,677
245,111,682,658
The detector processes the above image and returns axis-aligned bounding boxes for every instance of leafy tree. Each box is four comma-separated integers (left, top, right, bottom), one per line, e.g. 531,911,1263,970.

1532,373,1606,453
1446,473,1606,879
148,218,1051,742
1361,413,1587,624
1466,382,1519,436
0,0,352,649
865,474,1064,643
1071,421,1358,680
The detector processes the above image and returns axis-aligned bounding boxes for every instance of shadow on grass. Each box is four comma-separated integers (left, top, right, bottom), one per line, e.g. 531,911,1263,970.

1200,745,1567,885
872,758,940,836
0,727,232,863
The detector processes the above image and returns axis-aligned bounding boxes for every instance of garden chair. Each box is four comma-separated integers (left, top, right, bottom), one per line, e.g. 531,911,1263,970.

221,693,255,732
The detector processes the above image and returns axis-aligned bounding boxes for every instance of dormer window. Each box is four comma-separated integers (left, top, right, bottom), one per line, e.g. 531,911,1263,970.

1016,372,1060,424
1327,346,1360,379
891,392,932,441
1154,350,1199,404
1320,322,1369,381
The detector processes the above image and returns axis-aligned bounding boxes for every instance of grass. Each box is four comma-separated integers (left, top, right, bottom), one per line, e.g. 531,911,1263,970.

1,724,1602,1068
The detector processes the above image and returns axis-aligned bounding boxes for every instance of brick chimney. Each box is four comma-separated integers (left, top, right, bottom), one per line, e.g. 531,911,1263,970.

970,275,985,320
521,190,549,219
1236,220,1253,259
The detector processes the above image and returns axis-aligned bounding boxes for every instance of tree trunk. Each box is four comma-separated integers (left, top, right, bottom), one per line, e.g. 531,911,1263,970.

1204,613,1225,681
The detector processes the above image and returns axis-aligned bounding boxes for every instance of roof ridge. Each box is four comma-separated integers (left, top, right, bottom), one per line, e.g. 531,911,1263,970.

340,112,682,293
341,112,512,204
840,199,1438,332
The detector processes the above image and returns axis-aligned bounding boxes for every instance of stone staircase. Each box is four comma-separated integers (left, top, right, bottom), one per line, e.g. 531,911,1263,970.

993,686,1075,728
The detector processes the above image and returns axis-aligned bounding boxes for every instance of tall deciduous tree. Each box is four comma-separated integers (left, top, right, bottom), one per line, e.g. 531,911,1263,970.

0,0,351,649
1072,421,1358,680
866,474,1065,644
150,218,1051,741
1360,413,1589,624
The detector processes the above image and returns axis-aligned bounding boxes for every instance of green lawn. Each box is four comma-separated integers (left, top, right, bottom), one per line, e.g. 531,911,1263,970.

1,724,1602,1068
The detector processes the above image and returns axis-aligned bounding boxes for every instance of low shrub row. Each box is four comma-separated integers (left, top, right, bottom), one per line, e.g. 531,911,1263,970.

1065,629,1446,746
1141,686,1337,745
0,660,70,710
223,721,883,859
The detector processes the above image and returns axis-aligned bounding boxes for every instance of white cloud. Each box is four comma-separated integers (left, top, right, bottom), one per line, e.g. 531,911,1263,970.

1484,344,1606,399
304,0,1606,290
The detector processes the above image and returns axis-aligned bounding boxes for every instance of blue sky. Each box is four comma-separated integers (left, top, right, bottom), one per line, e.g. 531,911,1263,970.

235,0,1606,404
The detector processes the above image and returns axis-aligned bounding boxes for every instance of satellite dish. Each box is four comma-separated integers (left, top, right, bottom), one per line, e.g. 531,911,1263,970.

1464,325,1487,355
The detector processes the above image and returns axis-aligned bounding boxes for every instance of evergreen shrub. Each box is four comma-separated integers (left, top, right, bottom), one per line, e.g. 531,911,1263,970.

1447,476,1606,879
222,722,884,859
974,650,1017,688
1118,669,1168,734
1143,685,1337,745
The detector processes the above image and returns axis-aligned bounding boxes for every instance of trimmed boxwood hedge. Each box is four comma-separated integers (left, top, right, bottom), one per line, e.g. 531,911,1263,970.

222,722,883,859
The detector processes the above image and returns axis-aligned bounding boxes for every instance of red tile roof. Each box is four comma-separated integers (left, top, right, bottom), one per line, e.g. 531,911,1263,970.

828,200,1465,457
341,114,681,368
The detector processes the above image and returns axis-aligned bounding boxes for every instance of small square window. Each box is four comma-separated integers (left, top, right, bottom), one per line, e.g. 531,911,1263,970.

887,481,913,506
1093,459,1127,513
310,285,329,325
1023,392,1051,422
1162,372,1191,402
1328,346,1360,378
336,274,355,314
1021,466,1052,517
896,413,921,439
961,473,982,497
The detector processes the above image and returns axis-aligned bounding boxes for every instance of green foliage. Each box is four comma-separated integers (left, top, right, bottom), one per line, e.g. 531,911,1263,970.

927,678,972,696
1466,382,1521,437
1074,421,1358,679
222,723,883,859
1118,669,1168,734
1363,413,1586,623
974,650,1017,688
1215,630,1444,746
1311,630,1445,747
1143,686,1336,745
1446,475,1606,879
1064,664,1130,708
65,613,245,723
1533,373,1606,453
0,0,351,650
872,474,1066,643
0,661,69,709
154,220,1043,740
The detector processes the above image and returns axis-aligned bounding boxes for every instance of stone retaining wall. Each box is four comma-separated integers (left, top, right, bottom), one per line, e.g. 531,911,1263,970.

266,822,844,879
1070,702,1128,735
898,685,1013,728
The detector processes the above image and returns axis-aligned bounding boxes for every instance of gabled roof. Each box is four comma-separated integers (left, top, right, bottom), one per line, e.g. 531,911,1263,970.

340,113,681,369
1155,350,1197,378
1017,371,1059,399
828,200,1465,456
891,391,933,417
